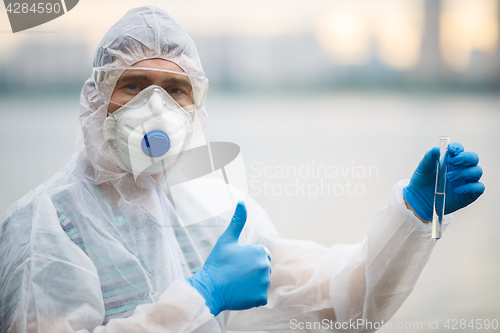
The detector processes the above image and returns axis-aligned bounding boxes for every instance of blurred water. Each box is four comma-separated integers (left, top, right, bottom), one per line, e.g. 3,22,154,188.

1,90,499,332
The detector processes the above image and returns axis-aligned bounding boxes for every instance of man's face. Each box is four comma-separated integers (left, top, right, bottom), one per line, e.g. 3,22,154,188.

108,58,194,113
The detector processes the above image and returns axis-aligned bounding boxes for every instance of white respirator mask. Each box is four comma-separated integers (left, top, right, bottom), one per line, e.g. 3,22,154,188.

103,85,194,179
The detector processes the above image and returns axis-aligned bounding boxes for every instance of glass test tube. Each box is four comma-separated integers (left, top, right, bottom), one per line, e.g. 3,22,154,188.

432,136,450,240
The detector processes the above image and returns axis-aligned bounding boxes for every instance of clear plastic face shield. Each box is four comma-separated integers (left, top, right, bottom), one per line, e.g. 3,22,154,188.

94,64,247,227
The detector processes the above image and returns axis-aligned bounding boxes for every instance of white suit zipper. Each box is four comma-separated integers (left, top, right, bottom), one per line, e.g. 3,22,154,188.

156,184,184,279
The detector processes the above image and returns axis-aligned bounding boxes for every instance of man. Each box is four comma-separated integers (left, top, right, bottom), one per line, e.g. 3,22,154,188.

0,6,484,333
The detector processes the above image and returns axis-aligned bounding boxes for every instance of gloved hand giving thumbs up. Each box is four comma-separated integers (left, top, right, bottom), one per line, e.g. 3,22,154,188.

186,201,272,316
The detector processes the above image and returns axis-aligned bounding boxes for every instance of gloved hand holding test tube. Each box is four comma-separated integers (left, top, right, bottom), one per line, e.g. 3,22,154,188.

432,136,450,240
403,138,484,237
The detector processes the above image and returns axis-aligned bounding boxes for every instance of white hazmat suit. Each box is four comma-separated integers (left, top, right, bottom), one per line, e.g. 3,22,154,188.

0,6,450,333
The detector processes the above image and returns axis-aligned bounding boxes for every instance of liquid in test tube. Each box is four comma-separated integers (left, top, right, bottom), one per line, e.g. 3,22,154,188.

432,136,450,241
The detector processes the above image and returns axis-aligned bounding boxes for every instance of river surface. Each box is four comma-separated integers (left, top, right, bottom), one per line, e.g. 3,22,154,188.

1,90,498,332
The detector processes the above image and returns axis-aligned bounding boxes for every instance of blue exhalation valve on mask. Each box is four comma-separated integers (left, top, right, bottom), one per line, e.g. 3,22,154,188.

141,130,171,157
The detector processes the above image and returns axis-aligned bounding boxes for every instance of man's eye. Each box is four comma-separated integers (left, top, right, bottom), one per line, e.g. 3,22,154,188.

126,84,141,91
167,88,183,95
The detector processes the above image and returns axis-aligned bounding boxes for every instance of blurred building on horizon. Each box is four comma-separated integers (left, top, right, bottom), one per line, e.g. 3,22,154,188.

0,0,498,92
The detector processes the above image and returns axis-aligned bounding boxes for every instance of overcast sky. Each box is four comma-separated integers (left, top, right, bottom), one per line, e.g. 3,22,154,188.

1,0,498,74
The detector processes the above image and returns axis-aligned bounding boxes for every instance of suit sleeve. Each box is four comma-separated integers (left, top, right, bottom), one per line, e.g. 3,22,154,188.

225,179,451,332
0,195,221,333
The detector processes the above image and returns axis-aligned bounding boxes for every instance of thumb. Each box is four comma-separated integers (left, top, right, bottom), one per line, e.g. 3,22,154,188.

220,201,247,242
416,146,440,174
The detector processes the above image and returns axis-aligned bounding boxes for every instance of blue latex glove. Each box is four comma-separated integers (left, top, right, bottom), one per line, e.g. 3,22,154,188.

186,201,271,316
403,142,485,221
